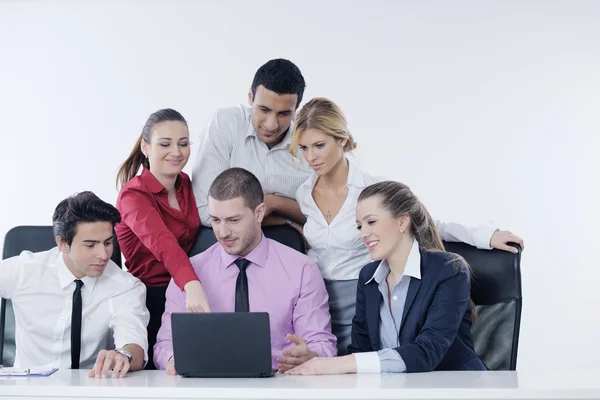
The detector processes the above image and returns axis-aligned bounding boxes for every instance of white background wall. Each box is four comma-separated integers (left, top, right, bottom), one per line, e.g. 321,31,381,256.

1,0,599,371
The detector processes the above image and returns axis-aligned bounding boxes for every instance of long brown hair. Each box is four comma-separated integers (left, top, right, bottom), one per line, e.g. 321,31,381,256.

116,108,188,188
358,181,478,320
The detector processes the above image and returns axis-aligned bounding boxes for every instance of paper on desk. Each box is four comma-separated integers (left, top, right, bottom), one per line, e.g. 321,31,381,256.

0,364,58,377
29,364,59,376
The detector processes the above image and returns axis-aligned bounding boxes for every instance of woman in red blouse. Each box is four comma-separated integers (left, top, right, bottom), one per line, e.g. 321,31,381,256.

115,108,210,369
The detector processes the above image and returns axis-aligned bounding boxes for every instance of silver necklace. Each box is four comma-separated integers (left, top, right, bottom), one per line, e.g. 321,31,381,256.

315,184,348,221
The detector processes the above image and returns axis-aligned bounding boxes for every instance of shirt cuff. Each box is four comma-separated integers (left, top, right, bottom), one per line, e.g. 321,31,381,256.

117,339,148,367
308,343,336,358
473,225,498,250
353,352,382,374
173,267,199,291
378,348,407,373
155,349,174,371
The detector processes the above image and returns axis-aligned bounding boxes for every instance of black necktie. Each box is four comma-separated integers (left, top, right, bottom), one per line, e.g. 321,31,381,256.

71,279,84,369
234,258,250,312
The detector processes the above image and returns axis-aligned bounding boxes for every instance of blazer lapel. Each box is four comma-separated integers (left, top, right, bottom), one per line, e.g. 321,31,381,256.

365,281,382,350
399,278,422,333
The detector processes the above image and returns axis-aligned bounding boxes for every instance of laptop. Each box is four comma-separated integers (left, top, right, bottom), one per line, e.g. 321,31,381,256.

171,312,275,378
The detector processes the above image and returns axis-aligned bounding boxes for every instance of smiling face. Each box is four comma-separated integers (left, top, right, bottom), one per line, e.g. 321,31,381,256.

141,120,190,179
57,221,115,278
355,195,409,260
248,85,298,148
297,128,346,176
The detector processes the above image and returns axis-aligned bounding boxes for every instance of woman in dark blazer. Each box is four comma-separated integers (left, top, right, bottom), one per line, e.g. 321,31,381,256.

286,181,486,375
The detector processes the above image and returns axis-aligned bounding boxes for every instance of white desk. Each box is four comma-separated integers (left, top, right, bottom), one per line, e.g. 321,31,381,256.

1,370,599,400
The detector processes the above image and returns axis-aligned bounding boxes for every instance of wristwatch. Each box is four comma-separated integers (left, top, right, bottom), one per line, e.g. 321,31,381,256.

114,348,133,364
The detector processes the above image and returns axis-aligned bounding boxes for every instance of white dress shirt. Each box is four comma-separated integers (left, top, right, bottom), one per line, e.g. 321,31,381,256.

0,248,149,368
297,158,497,281
192,104,313,226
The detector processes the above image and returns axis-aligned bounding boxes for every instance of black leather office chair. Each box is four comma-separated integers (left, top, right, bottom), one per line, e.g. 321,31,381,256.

188,225,306,257
443,241,522,371
1,225,122,367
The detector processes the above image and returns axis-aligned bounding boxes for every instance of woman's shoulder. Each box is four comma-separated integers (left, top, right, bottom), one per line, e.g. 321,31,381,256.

117,173,159,206
421,249,470,281
117,175,147,200
178,171,192,186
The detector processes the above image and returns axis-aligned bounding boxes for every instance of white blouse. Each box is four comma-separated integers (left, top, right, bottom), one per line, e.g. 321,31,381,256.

296,158,497,281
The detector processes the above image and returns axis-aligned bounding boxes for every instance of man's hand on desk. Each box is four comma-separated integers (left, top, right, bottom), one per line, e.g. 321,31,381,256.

88,349,130,378
276,334,318,373
166,356,177,376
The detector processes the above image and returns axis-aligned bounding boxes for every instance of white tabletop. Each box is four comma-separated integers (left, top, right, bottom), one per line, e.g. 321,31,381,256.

1,370,599,400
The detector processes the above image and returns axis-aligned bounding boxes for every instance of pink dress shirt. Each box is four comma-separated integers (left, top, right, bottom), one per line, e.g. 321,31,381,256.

154,235,337,369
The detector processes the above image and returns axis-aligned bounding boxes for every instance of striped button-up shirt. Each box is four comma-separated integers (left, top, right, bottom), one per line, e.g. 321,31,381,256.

192,105,312,226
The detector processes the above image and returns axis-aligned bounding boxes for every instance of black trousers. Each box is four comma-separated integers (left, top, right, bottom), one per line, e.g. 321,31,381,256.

144,285,168,370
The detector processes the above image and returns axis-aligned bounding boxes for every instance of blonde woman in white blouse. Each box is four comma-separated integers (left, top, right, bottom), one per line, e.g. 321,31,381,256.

285,97,524,362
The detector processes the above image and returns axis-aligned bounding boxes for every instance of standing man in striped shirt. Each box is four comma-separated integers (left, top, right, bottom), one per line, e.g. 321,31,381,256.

192,59,311,229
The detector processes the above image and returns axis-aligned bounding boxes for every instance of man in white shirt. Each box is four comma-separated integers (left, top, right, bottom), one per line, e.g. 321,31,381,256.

0,191,149,378
192,58,312,228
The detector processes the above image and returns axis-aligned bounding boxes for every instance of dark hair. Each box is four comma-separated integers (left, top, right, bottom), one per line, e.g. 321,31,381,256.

250,59,306,108
52,191,121,246
208,168,264,211
358,181,477,320
116,108,188,188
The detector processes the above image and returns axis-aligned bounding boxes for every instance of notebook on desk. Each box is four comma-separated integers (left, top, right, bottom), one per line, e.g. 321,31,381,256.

171,312,274,378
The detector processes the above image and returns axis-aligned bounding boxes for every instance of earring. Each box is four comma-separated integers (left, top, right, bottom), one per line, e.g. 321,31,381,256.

400,229,404,234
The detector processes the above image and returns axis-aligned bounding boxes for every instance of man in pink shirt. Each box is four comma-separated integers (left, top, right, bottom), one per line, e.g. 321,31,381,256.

154,168,337,374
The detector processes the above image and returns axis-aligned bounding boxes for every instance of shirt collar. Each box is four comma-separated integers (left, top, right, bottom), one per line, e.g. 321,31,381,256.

244,109,293,150
366,239,422,284
299,157,366,190
139,168,184,194
54,249,97,293
220,234,269,269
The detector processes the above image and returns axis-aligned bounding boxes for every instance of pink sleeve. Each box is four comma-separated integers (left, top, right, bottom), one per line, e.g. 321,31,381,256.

292,262,338,357
153,279,186,369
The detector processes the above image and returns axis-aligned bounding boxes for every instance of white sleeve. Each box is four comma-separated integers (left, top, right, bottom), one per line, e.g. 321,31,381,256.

353,351,382,374
353,350,408,374
110,279,150,362
0,255,23,299
435,221,497,250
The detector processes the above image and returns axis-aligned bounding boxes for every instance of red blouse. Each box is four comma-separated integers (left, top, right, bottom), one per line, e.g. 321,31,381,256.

116,168,200,288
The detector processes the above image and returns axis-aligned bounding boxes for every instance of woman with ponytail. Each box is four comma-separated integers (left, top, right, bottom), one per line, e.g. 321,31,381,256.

286,181,487,375
277,98,523,371
115,109,210,369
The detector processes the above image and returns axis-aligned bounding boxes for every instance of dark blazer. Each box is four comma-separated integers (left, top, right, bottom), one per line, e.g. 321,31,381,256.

348,248,487,372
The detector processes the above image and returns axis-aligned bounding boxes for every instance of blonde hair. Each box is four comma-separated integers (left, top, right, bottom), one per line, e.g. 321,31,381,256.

289,97,357,159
